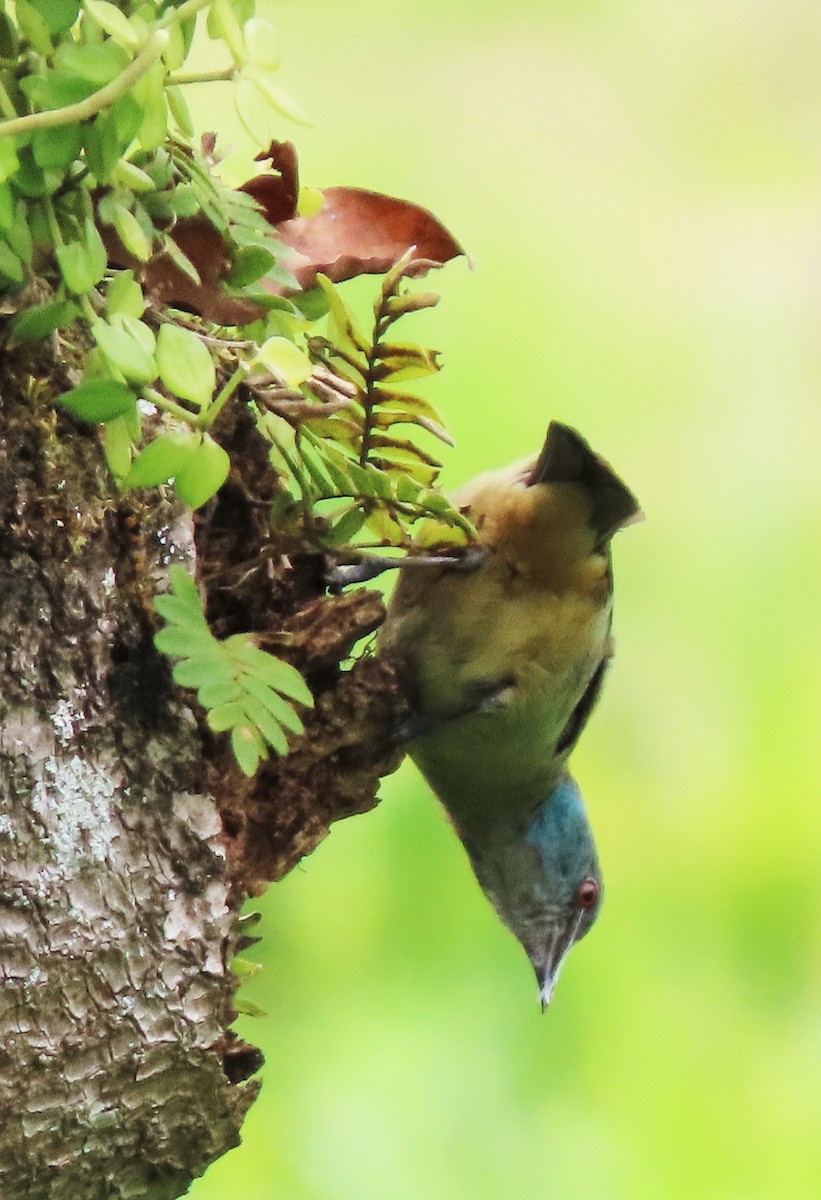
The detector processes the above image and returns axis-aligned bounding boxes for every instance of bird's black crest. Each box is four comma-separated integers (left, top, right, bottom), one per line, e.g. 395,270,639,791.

527,421,641,549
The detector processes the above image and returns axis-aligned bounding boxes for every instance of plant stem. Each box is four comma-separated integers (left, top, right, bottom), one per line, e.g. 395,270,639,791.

79,295,98,326
203,366,245,427
168,68,236,87
141,387,200,426
0,31,170,138
158,0,215,28
42,197,64,248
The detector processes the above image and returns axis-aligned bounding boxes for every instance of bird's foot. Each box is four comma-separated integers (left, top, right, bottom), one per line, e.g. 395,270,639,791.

325,547,487,592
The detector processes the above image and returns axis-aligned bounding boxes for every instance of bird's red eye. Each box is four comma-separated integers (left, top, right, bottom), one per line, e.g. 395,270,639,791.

574,879,600,910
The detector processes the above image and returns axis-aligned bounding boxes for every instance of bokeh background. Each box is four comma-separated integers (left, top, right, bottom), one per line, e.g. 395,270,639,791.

188,1,821,1196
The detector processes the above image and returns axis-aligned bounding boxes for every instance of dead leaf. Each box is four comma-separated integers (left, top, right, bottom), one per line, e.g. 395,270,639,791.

102,142,463,324
239,140,300,226
274,187,465,290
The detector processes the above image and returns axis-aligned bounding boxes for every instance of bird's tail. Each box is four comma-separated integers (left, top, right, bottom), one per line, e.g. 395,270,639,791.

527,422,641,549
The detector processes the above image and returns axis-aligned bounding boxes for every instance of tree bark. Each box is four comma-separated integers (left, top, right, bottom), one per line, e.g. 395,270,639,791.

0,337,406,1196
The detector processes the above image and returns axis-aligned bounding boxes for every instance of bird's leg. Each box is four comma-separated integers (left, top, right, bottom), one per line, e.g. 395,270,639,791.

325,547,486,592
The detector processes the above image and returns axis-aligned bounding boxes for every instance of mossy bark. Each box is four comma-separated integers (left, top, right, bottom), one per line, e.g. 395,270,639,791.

0,339,406,1197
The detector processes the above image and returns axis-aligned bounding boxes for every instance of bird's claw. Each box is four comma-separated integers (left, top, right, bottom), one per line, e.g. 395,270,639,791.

325,546,487,592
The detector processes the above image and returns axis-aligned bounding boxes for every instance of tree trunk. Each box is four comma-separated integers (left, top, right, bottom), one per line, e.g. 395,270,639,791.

0,337,406,1197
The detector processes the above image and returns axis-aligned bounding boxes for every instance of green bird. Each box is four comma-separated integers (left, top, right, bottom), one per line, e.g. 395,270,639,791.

379,422,640,1007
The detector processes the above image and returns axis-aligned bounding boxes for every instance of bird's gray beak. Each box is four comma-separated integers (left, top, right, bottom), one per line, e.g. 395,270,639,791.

533,912,584,1011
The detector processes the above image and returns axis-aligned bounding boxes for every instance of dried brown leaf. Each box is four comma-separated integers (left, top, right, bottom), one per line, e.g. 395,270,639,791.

274,188,465,291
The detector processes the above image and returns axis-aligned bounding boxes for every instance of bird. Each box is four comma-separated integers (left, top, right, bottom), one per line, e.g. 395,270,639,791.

378,421,640,1008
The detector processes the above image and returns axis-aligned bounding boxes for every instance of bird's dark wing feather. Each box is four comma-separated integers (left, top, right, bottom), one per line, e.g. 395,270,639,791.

527,422,641,550
554,656,610,755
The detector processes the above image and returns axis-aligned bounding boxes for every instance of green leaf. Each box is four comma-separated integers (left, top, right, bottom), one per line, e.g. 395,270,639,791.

316,275,370,358
166,184,200,219
111,93,142,144
0,13,20,57
107,270,145,320
315,444,358,493
123,429,200,489
167,563,200,609
16,0,53,55
54,38,129,85
372,451,438,488
297,186,324,219
347,461,389,499
231,725,264,776
166,86,194,139
9,299,78,343
111,202,152,262
173,434,230,509
0,186,13,232
93,319,156,384
384,290,440,318
243,66,311,126
363,504,405,544
153,593,207,627
243,696,288,754
114,160,156,193
225,245,275,289
103,414,133,479
197,677,243,709
84,0,139,47
137,64,169,151
174,662,235,700
84,110,122,184
207,701,249,733
32,123,83,172
162,21,187,72
241,673,306,734
155,625,220,658
161,233,201,283
84,216,108,282
31,0,80,33
0,140,19,186
9,153,51,200
57,379,136,424
300,444,337,497
19,67,95,110
228,641,313,706
395,474,423,503
55,241,95,295
235,77,273,146
256,336,313,388
26,200,50,247
156,324,216,409
244,17,280,69
0,241,24,287
6,202,33,267
372,405,453,446
207,0,247,61
322,504,367,547
152,628,214,657
372,342,441,382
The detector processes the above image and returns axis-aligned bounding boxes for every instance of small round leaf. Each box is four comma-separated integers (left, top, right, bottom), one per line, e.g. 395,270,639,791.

156,324,216,409
173,435,230,509
58,379,136,424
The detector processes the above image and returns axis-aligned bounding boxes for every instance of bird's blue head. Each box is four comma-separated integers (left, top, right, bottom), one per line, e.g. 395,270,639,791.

452,774,603,1009
523,775,602,1008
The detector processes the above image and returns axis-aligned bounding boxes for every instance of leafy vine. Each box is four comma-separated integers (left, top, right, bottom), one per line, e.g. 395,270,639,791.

0,0,472,773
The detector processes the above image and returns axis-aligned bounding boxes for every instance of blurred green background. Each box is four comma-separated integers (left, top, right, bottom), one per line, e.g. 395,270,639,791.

188,1,821,1197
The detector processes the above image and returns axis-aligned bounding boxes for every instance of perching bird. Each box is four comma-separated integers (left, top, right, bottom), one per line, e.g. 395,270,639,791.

379,422,640,1008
